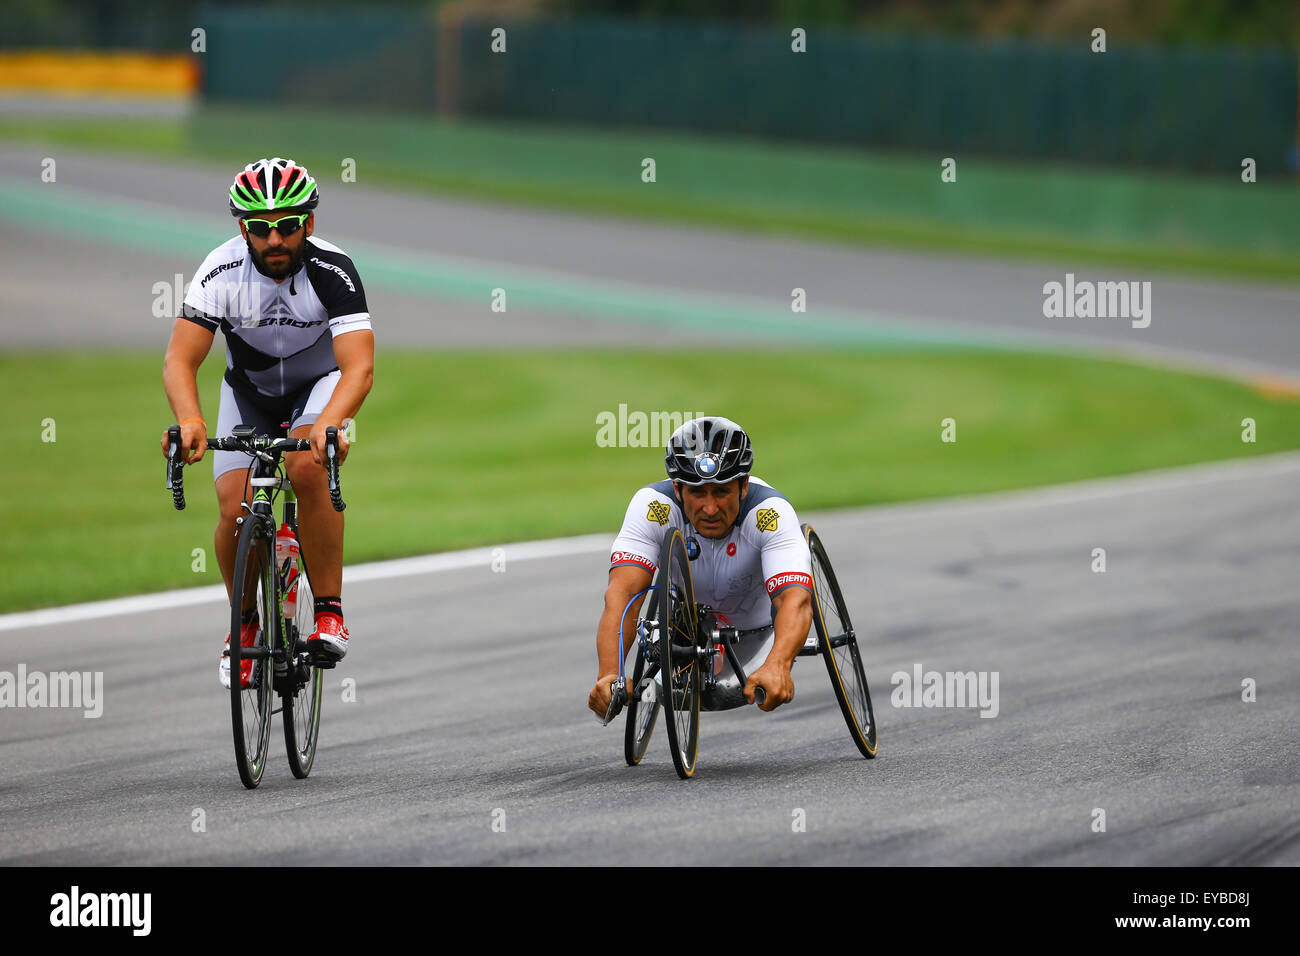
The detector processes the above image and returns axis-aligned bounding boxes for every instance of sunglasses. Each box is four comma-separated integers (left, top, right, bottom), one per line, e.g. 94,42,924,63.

241,213,310,238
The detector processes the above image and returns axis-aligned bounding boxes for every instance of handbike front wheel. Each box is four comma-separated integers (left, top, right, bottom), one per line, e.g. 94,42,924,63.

804,523,878,759
624,636,660,767
282,557,322,779
656,529,701,779
230,516,277,789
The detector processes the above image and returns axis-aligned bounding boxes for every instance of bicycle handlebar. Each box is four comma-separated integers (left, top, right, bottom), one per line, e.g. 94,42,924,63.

165,426,346,512
205,436,311,453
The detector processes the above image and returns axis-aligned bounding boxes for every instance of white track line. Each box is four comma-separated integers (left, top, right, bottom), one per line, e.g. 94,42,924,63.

825,449,1300,527
0,534,612,633
3,453,1297,632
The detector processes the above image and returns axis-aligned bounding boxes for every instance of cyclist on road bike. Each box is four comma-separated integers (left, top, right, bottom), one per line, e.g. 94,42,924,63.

588,417,813,717
159,157,374,688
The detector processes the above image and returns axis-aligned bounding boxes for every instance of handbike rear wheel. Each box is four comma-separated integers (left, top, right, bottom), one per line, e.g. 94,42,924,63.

230,516,277,789
282,556,323,779
656,529,701,779
804,524,877,758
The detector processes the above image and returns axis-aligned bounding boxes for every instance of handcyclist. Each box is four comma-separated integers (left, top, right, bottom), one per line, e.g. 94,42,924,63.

159,158,374,688
587,417,813,717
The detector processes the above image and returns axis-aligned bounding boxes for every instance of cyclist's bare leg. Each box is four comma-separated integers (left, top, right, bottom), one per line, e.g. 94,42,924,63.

285,425,343,598
215,469,253,608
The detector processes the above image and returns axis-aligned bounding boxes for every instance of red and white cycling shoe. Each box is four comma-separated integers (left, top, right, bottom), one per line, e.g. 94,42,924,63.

219,620,262,690
307,613,349,666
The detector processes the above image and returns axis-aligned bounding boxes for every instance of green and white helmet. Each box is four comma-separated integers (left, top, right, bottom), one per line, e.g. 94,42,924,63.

228,157,319,217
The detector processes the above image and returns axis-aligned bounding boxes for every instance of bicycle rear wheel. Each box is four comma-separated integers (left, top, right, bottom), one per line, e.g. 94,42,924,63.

230,515,276,789
656,529,701,779
282,555,322,779
804,524,877,758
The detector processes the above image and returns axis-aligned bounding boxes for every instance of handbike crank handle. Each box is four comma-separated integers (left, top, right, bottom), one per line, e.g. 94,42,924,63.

165,424,186,511
601,677,628,726
722,640,766,708
325,426,346,512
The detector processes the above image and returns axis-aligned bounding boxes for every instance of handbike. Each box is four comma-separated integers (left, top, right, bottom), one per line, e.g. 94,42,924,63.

610,523,877,779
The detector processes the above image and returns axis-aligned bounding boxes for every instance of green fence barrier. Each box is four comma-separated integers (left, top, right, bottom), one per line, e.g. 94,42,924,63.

189,9,1299,175
0,4,194,51
196,6,438,112
454,19,1296,175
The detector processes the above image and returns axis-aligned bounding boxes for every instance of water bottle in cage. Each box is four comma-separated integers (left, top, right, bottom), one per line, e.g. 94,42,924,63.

275,522,300,618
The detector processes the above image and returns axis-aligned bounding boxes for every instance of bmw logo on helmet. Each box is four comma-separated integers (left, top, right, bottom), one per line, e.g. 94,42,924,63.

664,416,754,486
695,453,720,478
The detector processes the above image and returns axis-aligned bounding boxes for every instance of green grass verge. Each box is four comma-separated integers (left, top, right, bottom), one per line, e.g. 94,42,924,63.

2,105,1298,282
2,348,1297,613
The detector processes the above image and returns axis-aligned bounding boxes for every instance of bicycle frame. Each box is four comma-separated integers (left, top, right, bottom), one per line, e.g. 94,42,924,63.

237,445,318,696
166,423,345,786
166,423,345,691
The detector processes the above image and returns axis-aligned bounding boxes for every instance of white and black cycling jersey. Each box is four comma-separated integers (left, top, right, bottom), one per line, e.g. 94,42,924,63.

181,235,371,401
609,477,813,631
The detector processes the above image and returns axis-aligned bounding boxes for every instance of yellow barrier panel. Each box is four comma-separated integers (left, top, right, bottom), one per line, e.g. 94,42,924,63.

0,51,199,96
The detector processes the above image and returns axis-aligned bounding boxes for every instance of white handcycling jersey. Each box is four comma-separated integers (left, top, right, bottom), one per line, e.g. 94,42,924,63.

181,235,372,401
609,477,813,631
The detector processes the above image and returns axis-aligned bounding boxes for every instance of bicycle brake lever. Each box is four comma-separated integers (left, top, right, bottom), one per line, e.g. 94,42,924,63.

166,425,186,510
166,433,179,487
325,426,346,512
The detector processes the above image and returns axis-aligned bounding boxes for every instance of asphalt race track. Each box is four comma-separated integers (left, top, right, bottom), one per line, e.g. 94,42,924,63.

2,146,1299,382
1,454,1297,864
0,149,1297,864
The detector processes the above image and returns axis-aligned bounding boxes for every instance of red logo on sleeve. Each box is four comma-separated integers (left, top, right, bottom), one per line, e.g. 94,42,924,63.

765,571,812,594
611,551,656,573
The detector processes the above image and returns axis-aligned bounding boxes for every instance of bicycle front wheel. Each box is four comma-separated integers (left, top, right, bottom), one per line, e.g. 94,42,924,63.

230,515,277,789
282,555,322,779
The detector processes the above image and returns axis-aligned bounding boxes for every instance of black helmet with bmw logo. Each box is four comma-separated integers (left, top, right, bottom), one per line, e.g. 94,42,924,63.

665,417,753,485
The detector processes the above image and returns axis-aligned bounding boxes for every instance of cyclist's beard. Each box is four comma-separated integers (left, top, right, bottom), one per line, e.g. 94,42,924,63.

247,239,305,280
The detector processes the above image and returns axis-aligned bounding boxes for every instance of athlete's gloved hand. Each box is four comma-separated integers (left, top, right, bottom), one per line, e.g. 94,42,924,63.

588,674,622,719
745,660,794,712
308,418,351,466
160,419,207,464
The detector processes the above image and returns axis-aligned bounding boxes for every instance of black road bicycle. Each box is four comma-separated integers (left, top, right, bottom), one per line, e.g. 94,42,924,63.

611,524,877,779
166,422,345,789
